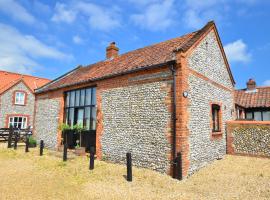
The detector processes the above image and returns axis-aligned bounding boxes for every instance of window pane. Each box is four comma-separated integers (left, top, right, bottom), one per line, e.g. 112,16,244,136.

65,92,70,107
212,104,220,132
65,109,69,124
263,111,270,121
85,88,92,105
84,107,90,130
22,118,27,129
69,108,74,128
80,89,85,106
70,91,75,107
246,112,253,119
92,88,96,105
75,90,80,107
91,107,96,130
76,109,84,126
254,112,262,121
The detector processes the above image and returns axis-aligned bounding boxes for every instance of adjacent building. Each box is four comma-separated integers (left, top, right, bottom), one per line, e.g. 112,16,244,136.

0,71,50,129
235,79,270,121
34,21,236,178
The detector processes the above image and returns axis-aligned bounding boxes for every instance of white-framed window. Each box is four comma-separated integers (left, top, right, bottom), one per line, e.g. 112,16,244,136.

15,92,26,105
15,92,25,105
9,116,27,129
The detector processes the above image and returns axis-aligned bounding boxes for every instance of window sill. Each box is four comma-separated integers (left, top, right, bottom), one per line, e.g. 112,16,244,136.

211,131,223,140
14,103,26,106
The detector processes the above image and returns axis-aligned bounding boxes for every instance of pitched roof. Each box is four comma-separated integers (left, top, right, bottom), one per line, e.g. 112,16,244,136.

235,86,270,108
36,21,234,94
0,70,50,94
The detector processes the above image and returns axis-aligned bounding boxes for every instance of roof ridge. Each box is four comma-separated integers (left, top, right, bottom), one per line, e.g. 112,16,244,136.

0,70,50,81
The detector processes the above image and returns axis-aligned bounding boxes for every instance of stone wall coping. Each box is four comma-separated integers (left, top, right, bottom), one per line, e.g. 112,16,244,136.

227,120,270,125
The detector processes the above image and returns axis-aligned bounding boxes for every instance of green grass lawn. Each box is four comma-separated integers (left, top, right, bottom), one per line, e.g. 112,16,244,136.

0,144,269,200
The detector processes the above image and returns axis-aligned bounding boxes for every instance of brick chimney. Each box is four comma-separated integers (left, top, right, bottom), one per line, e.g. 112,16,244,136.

106,42,119,59
246,78,256,90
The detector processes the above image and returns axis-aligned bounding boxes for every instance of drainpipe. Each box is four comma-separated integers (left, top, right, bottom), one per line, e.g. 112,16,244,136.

169,63,178,179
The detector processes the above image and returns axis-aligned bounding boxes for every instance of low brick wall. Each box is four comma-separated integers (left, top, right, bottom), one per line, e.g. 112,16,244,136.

227,121,270,158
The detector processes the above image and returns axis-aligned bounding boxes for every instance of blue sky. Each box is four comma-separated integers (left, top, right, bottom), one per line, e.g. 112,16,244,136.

0,0,269,89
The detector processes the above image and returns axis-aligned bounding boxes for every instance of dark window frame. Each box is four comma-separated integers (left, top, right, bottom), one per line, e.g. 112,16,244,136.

64,87,96,131
245,108,270,121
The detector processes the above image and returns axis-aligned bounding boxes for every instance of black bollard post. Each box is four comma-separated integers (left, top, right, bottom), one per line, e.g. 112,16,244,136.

14,132,18,150
126,152,132,182
89,147,95,170
25,137,29,152
7,126,13,148
63,143,67,161
176,152,182,180
40,140,44,156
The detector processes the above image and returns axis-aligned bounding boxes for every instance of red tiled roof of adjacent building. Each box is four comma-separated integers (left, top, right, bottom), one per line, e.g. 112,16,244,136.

0,70,50,94
36,21,235,93
235,87,270,108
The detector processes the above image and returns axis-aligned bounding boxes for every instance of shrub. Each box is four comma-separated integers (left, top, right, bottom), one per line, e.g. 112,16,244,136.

28,136,37,146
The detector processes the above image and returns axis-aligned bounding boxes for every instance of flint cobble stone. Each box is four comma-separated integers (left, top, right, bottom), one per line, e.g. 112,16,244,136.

187,31,234,175
101,81,172,173
34,97,60,149
0,82,35,128
233,126,270,156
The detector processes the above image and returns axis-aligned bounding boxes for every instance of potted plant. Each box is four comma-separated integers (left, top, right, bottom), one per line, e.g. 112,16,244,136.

58,123,71,148
73,123,86,156
28,136,37,148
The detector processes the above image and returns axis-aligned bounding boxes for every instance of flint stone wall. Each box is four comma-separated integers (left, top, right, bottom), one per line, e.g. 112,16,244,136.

187,30,234,175
101,81,172,173
227,122,270,157
0,82,35,127
34,96,60,149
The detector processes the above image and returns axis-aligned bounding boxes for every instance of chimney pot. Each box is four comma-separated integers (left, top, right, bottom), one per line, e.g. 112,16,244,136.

106,41,119,59
247,78,256,90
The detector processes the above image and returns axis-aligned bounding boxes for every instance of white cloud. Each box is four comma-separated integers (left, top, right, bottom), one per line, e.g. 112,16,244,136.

51,1,120,31
224,39,251,62
0,23,71,74
0,0,36,24
51,2,76,23
130,0,175,31
73,35,83,44
183,0,227,29
75,2,121,31
263,80,270,86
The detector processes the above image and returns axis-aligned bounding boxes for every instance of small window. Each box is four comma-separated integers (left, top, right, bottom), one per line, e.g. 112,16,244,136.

212,104,221,132
263,111,270,121
9,116,27,129
254,112,262,121
246,112,253,120
15,92,25,105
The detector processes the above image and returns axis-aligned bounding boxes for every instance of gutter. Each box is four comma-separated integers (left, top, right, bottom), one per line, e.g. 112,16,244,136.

169,63,179,179
35,60,176,94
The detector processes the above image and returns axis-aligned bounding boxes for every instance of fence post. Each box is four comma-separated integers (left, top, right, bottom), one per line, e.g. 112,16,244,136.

89,146,95,170
14,131,18,150
25,137,29,152
176,152,182,180
7,126,13,148
126,152,132,182
63,143,67,161
40,140,44,156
